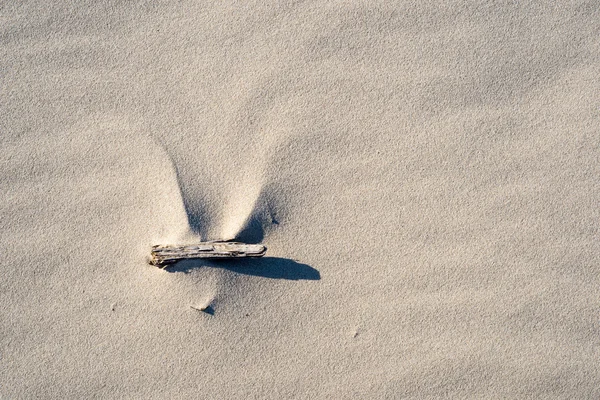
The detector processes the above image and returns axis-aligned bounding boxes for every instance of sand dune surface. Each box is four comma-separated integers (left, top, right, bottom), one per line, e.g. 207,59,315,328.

2,1,600,398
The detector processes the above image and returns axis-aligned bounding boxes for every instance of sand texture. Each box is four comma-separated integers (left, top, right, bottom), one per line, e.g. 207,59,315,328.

2,1,600,398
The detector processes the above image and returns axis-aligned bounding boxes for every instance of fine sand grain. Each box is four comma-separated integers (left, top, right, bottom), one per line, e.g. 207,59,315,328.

2,1,600,398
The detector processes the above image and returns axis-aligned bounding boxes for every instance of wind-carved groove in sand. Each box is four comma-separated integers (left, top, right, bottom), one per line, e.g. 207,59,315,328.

150,80,288,258
218,129,282,243
216,85,287,242
219,168,266,242
149,133,272,245
148,125,319,281
147,134,205,244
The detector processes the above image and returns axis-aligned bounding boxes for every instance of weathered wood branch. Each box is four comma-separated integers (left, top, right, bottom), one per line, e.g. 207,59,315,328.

150,242,267,267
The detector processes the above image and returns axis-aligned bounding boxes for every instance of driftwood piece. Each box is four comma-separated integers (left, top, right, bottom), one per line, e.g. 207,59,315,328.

150,242,266,267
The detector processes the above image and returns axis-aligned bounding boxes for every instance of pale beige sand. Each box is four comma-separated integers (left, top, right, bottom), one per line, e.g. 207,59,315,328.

2,1,600,398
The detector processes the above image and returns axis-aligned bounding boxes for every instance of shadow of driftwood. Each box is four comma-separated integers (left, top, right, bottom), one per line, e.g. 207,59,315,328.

165,257,320,281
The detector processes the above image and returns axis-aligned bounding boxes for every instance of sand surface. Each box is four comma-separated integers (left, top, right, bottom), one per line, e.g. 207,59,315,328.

2,1,600,398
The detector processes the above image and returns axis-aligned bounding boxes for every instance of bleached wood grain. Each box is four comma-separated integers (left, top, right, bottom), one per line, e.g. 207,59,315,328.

150,242,266,267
